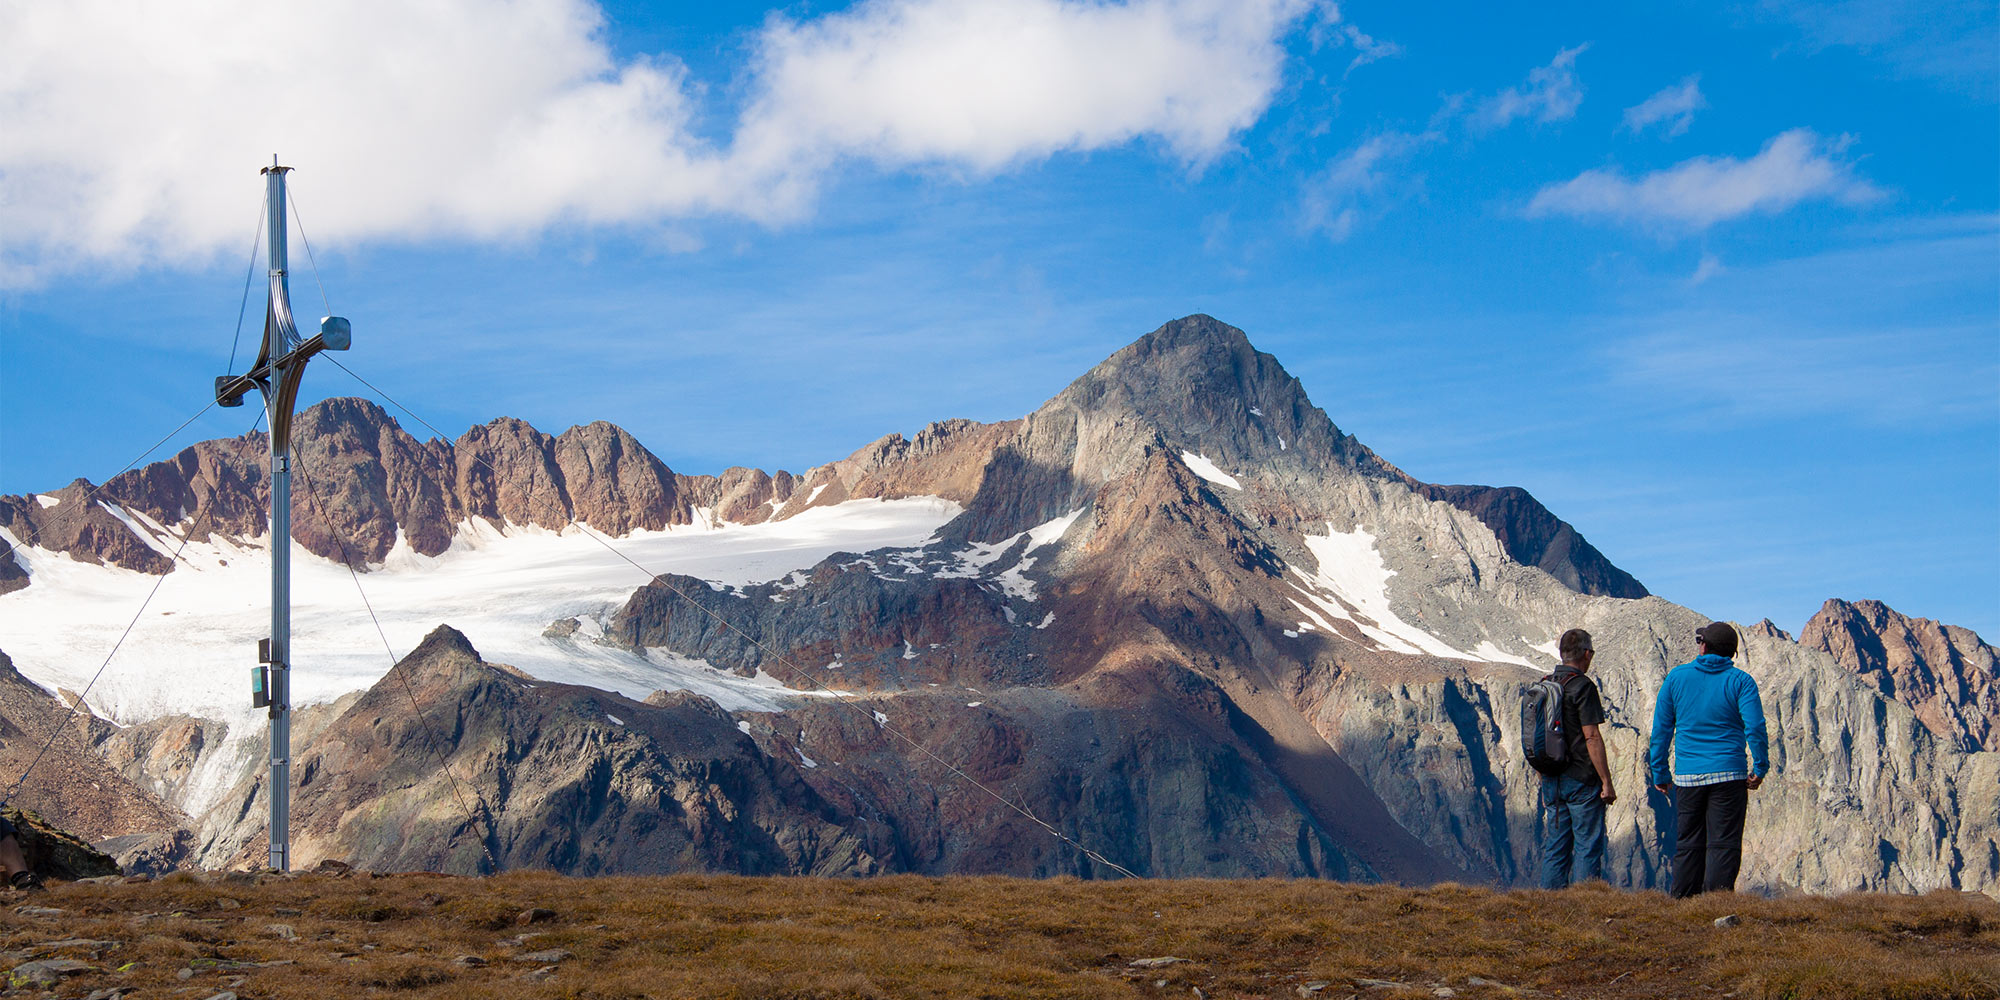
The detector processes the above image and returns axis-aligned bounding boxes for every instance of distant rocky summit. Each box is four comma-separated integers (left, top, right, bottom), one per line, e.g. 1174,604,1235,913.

0,315,1992,895
1803,598,2000,753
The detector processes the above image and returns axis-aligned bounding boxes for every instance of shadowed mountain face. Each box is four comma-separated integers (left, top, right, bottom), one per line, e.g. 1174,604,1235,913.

2,316,1992,893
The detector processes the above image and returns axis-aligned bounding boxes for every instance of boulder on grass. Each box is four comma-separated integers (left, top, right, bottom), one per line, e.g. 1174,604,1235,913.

4,807,120,880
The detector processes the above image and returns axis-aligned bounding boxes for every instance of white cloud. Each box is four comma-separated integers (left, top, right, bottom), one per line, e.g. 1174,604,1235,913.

1623,75,1706,137
1526,129,1885,230
734,0,1310,178
0,0,1313,285
1473,45,1588,131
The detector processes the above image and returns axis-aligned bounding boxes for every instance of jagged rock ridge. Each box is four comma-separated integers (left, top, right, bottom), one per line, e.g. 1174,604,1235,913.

1803,598,2000,753
0,400,804,576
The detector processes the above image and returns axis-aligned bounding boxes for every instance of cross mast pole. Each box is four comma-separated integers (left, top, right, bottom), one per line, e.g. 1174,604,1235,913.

213,155,352,872
263,157,294,873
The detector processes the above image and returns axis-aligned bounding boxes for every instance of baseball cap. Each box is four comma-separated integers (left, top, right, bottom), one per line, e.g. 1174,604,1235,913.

1695,621,1739,657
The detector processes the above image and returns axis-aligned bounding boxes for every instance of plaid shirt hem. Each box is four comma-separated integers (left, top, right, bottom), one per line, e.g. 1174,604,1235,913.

1674,770,1748,787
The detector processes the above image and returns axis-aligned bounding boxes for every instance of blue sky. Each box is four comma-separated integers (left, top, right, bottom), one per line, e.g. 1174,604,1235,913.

2,0,1995,638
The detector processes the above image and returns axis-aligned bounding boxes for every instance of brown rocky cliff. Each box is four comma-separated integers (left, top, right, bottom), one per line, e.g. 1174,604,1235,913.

551,421,688,534
2,399,759,587
0,480,177,577
1801,598,2000,752
196,625,883,875
0,649,182,845
289,397,459,563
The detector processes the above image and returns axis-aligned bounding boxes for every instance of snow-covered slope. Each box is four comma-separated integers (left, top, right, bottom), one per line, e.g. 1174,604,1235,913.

0,497,960,729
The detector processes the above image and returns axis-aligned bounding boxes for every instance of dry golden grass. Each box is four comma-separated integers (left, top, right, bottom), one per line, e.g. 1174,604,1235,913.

0,872,1992,999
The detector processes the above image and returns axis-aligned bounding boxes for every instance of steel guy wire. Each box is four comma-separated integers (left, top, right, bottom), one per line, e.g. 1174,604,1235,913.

285,185,333,321
291,444,504,874
3,408,265,804
228,195,266,374
323,356,1142,879
6,398,221,554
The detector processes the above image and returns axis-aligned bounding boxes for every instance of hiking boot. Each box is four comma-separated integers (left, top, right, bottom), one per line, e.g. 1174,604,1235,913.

9,870,44,893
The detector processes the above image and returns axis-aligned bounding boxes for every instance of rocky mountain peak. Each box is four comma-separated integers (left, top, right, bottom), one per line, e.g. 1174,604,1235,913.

1801,598,1999,752
1046,314,1393,479
405,623,482,669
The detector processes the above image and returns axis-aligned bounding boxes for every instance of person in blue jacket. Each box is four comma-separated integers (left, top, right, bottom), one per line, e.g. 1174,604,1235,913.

1648,621,1768,897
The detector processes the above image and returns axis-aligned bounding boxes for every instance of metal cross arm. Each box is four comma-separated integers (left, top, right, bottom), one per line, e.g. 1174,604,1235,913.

214,315,351,411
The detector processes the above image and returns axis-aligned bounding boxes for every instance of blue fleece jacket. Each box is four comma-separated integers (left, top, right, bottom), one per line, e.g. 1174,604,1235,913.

1647,653,1769,785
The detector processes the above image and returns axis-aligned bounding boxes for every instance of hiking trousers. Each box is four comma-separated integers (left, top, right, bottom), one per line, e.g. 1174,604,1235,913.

1671,779,1747,897
1538,774,1607,889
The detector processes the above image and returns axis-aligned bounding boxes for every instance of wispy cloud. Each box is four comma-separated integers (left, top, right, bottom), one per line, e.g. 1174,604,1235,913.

1759,0,1998,98
1305,3,1402,73
1299,131,1434,240
1622,75,1706,137
1526,129,1885,230
1689,252,1725,285
1598,215,2000,427
1472,45,1589,131
0,0,1316,286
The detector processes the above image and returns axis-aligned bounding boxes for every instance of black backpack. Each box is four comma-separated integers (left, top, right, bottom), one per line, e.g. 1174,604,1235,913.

1522,672,1574,776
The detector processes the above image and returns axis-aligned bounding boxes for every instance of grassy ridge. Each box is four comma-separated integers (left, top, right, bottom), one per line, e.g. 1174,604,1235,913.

3,872,1995,999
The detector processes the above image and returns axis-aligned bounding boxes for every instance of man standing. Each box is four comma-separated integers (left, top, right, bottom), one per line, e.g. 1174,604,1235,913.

1539,628,1616,888
1648,621,1769,897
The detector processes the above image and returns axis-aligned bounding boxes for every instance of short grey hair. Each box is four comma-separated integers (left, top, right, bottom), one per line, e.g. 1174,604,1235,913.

1559,628,1593,665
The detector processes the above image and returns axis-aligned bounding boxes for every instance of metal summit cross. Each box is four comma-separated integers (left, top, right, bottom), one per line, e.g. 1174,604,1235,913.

213,156,352,872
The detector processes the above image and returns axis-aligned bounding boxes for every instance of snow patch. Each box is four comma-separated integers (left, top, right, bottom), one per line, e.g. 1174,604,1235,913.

34,495,59,509
1291,526,1552,668
965,701,982,708
1249,406,1263,417
1292,525,1463,659
805,484,827,505
935,508,1082,600
872,711,888,725
1470,641,1538,668
1179,452,1242,491
96,502,180,561
902,641,918,660
605,713,624,725
796,750,818,768
736,720,753,734
1034,612,1055,629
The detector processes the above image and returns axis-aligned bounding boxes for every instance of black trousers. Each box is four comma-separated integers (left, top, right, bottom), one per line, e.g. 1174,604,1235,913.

1671,780,1748,898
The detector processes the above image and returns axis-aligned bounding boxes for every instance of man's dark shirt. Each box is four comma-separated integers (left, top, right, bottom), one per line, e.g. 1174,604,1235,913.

1553,668,1606,783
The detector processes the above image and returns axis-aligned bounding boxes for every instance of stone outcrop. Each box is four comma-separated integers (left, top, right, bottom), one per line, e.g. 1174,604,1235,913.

1802,598,2000,753
2,807,121,880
